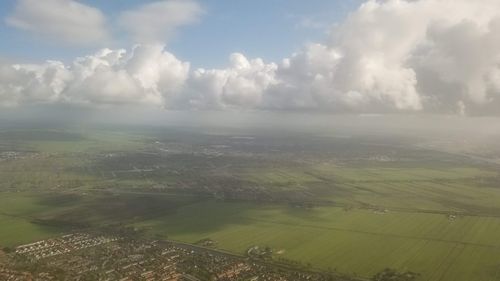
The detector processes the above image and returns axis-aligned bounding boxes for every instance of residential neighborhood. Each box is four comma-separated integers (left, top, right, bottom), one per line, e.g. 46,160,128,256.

1,233,354,281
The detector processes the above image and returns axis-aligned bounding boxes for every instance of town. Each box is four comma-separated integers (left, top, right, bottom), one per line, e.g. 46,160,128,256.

1,233,355,281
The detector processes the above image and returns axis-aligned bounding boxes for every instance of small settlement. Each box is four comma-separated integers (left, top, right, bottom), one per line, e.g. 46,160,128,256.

1,233,354,281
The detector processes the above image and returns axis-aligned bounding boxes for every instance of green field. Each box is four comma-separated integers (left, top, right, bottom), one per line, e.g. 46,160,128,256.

135,201,500,281
0,193,65,246
2,127,500,280
3,182,500,281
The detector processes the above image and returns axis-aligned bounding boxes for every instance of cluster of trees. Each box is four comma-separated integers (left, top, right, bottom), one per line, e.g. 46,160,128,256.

371,268,419,281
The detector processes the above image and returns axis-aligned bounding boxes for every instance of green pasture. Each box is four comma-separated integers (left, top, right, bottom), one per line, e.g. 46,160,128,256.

0,193,67,246
0,191,200,246
242,168,322,185
2,128,500,280
0,129,145,153
311,164,497,182
137,201,500,281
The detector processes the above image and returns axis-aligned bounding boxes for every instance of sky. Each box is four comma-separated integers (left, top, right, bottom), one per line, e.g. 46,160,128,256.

1,0,500,116
0,0,361,66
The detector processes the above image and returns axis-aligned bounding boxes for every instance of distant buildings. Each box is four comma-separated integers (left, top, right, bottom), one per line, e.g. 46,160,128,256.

3,233,351,281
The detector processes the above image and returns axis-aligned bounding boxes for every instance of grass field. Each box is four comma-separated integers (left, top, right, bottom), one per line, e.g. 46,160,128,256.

4,190,500,281
2,127,500,280
0,128,145,153
0,215,60,247
2,163,500,280
136,201,500,281
0,193,66,246
241,168,323,185
314,166,497,182
0,191,201,246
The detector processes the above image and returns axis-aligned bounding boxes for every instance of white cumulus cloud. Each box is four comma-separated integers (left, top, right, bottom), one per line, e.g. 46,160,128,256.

3,0,500,116
263,0,500,114
177,53,278,109
0,45,189,107
5,0,110,46
118,0,204,44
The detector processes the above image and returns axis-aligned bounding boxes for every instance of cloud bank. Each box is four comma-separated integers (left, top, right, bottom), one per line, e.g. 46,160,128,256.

0,45,189,107
3,0,500,115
